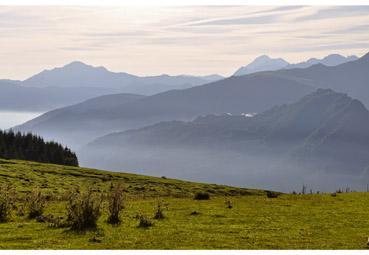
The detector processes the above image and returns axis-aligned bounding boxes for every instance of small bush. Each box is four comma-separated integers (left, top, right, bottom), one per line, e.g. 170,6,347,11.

89,236,102,243
266,191,279,198
0,185,16,222
16,204,25,217
66,189,102,231
225,199,233,209
153,202,165,220
107,183,125,225
137,213,153,228
190,211,200,216
48,216,70,228
331,192,337,197
89,229,104,243
27,190,45,219
36,214,54,223
194,192,210,200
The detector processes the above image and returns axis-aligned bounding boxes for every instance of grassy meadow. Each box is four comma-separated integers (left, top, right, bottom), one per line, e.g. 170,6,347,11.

0,159,369,249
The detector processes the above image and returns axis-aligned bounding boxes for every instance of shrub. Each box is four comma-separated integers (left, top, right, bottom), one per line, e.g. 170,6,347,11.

89,229,104,243
266,191,279,198
153,202,165,220
36,214,54,223
0,185,15,222
89,236,102,243
16,204,25,217
137,213,153,228
107,183,125,225
194,192,210,200
66,189,102,231
331,192,337,197
225,199,233,209
47,216,70,228
27,190,45,219
190,211,200,216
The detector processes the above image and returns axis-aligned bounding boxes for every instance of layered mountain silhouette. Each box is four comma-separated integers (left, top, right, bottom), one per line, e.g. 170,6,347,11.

2,53,360,112
14,93,146,145
15,52,369,148
233,54,358,76
15,74,314,147
22,61,223,95
273,52,369,105
81,89,369,192
0,61,222,112
0,80,120,111
285,54,358,69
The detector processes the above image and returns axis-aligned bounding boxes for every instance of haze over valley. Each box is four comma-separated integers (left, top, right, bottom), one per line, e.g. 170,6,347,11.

3,51,368,192
2,5,369,193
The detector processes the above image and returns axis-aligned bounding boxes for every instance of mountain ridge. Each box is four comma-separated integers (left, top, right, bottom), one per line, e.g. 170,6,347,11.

15,73,314,147
234,54,359,76
22,61,224,95
82,89,369,191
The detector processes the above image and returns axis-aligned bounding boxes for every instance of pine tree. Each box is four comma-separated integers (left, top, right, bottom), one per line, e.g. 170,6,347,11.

0,130,78,166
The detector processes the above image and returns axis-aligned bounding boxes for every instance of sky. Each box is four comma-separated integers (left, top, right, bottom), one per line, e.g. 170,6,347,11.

1,5,369,79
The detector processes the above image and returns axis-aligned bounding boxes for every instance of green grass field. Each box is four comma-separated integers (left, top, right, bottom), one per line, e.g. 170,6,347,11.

0,159,369,249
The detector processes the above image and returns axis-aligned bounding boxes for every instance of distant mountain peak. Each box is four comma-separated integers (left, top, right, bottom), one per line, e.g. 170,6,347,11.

21,61,223,94
250,55,288,65
233,55,289,76
234,53,360,76
285,54,358,70
65,60,87,66
62,61,108,72
254,55,271,61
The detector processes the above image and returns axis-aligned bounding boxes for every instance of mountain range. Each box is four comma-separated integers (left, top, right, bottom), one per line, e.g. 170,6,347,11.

7,50,369,191
15,73,314,147
0,62,223,112
15,52,369,149
22,61,223,95
1,53,359,112
81,89,369,192
233,54,358,76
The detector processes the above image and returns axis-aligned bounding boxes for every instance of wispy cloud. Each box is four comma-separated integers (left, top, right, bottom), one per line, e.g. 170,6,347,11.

187,14,279,26
294,6,369,22
0,6,368,79
326,24,369,34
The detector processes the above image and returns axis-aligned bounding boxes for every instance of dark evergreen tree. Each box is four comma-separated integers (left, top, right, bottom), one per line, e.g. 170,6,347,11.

0,130,78,166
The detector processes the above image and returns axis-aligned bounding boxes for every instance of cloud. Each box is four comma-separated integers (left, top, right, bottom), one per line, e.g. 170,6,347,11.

59,46,102,52
0,6,369,79
185,6,305,26
187,13,279,26
327,24,369,34
295,6,369,22
283,42,369,52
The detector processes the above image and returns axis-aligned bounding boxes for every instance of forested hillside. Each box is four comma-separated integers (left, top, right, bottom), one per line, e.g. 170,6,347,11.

0,130,78,166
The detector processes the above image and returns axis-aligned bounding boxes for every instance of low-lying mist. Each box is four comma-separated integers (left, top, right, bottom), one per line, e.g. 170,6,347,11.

79,144,369,193
0,111,43,130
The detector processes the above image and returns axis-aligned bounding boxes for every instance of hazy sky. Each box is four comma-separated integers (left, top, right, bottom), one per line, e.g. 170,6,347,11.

1,5,369,79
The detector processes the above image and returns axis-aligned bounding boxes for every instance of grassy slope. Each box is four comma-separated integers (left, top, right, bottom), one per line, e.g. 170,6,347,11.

1,159,369,249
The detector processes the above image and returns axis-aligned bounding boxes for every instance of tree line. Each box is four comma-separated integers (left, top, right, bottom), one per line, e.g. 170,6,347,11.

0,130,78,166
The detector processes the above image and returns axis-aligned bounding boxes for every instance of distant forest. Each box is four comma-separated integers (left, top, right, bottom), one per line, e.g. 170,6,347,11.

0,130,78,166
